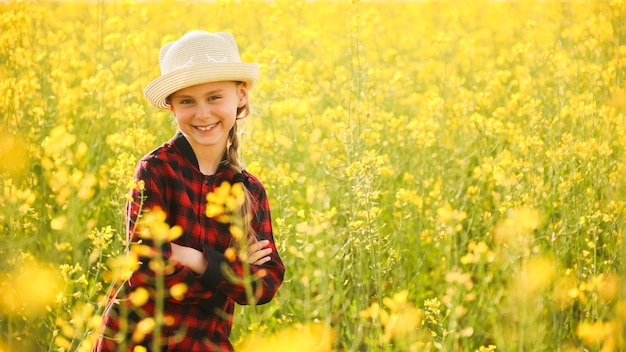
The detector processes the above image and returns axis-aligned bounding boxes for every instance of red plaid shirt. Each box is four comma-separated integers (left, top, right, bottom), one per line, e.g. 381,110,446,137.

95,131,285,352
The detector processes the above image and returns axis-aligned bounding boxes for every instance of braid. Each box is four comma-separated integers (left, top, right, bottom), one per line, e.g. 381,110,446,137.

227,123,243,172
227,121,257,247
225,82,251,172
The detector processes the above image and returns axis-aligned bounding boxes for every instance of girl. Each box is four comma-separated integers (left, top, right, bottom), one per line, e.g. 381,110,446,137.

94,30,285,351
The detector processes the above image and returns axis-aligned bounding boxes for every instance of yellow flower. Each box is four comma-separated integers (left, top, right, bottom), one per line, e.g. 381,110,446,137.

55,242,73,252
131,244,154,257
77,172,98,201
106,252,139,282
0,132,28,178
236,322,335,352
594,272,620,303
382,304,423,343
0,260,63,316
50,215,68,231
206,203,224,218
552,275,579,309
206,181,246,221
230,182,246,208
132,317,155,343
130,287,150,307
230,224,244,240
168,225,183,241
360,290,423,343
224,247,237,262
136,207,183,241
576,320,614,346
170,283,188,301
54,336,72,350
510,256,556,299
359,302,381,319
461,241,495,264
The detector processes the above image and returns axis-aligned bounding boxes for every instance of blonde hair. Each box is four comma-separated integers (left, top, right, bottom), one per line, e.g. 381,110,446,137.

226,83,257,247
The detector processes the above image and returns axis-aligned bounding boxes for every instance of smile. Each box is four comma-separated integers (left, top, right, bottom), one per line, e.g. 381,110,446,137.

196,123,218,131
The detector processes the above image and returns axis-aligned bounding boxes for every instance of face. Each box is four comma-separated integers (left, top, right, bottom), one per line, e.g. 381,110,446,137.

169,81,248,153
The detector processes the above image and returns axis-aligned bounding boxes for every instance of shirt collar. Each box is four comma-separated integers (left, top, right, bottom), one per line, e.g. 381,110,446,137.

172,131,230,175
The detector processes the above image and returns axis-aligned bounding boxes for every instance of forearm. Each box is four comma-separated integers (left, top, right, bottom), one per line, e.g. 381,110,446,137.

128,240,215,303
197,244,285,305
170,242,208,274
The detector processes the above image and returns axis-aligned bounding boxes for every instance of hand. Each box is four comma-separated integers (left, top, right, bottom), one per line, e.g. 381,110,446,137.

170,242,207,275
247,239,272,266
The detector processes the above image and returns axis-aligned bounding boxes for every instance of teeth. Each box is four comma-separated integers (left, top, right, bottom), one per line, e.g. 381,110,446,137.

197,123,217,131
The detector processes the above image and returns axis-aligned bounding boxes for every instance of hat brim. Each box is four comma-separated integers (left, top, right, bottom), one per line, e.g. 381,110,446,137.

144,62,260,109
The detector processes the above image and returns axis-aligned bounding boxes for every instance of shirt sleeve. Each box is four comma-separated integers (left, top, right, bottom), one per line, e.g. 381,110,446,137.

197,179,285,305
126,159,215,303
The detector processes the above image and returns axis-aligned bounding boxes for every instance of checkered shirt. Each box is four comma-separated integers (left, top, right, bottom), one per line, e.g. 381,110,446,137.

94,131,285,351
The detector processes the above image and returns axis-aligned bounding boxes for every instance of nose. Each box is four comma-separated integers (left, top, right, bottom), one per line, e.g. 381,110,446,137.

196,102,211,118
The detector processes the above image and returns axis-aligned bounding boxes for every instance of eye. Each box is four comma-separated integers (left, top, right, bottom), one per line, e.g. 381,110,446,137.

179,98,194,105
208,95,221,102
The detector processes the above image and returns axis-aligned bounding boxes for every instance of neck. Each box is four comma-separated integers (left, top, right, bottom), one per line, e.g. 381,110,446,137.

191,143,227,175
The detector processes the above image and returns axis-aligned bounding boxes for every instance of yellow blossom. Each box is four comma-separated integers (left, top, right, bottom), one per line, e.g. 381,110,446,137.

230,224,244,240
206,181,246,221
54,335,72,350
360,290,423,343
594,272,620,303
0,132,28,178
235,322,335,352
51,215,68,231
576,320,615,347
106,252,139,282
132,317,155,343
224,247,237,262
130,287,150,307
0,260,63,316
552,275,580,309
170,283,188,301
510,256,556,299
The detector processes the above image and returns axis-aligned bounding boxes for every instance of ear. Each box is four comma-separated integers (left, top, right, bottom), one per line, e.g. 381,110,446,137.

169,105,176,116
237,83,249,108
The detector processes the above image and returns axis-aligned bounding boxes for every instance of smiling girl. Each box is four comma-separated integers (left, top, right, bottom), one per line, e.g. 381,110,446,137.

93,31,285,352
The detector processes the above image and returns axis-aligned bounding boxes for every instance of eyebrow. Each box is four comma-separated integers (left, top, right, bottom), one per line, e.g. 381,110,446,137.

171,89,225,99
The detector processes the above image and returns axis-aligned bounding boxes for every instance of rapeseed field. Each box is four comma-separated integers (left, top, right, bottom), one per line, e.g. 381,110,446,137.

1,0,625,351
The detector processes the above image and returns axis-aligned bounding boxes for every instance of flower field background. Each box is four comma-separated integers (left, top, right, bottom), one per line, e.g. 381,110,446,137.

1,0,626,351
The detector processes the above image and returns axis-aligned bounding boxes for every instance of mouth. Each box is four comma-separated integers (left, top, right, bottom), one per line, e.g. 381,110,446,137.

195,122,218,131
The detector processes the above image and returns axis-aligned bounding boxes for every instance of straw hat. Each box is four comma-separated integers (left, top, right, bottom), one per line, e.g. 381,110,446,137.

144,30,260,109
